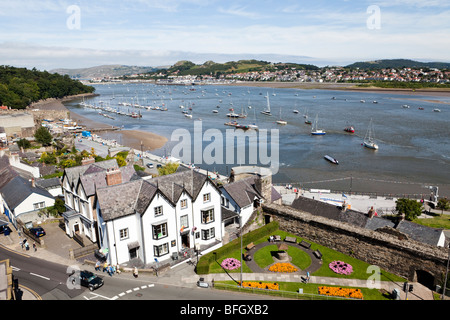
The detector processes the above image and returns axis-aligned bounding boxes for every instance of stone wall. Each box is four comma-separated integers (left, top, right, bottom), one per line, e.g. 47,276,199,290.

263,203,448,285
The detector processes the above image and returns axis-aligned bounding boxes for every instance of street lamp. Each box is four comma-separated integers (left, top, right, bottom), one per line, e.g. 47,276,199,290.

239,215,243,287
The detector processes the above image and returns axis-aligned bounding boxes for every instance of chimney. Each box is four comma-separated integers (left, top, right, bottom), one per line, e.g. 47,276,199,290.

106,168,122,186
82,156,95,166
31,177,35,188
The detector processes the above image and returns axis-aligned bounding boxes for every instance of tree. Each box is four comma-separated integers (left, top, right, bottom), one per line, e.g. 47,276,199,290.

17,138,31,149
437,198,450,216
34,126,53,146
396,198,423,221
157,162,179,176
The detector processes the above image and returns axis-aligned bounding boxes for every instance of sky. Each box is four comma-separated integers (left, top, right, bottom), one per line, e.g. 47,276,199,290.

0,0,449,70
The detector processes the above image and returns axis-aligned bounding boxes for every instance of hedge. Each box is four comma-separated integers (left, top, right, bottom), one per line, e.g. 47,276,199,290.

196,221,279,274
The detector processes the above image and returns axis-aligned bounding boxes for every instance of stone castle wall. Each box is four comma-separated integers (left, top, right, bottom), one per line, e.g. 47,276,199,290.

263,203,448,284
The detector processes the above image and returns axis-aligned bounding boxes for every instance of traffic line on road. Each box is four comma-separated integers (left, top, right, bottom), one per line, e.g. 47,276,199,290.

30,272,50,281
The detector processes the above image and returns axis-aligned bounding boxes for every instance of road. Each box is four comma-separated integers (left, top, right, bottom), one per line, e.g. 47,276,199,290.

1,244,280,301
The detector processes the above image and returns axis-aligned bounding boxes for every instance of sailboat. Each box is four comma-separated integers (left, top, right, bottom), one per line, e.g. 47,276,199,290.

363,118,378,150
311,114,326,135
276,107,287,125
261,92,272,116
248,108,259,130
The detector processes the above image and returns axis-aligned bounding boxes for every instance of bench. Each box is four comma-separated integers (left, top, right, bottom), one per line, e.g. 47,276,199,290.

243,252,252,261
246,242,255,250
313,249,323,259
284,236,297,243
299,240,311,249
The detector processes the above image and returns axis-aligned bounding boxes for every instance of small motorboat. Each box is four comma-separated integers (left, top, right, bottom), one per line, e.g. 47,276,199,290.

324,155,339,164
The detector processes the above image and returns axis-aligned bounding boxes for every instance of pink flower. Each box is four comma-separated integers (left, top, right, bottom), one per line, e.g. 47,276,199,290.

329,261,353,275
221,258,241,270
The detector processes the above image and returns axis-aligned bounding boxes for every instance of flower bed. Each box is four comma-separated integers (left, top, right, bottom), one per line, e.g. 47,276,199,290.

268,263,298,273
318,286,363,299
221,258,241,270
329,261,353,275
240,281,279,291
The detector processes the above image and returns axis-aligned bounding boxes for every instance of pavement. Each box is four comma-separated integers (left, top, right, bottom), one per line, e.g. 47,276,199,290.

0,219,439,301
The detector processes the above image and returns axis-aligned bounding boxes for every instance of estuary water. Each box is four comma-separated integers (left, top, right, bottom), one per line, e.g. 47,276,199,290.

64,82,450,197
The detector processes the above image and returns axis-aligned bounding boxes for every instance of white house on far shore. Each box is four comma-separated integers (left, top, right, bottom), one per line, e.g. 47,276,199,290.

95,169,223,267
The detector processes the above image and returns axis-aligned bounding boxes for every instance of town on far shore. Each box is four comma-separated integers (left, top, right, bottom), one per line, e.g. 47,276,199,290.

1,61,450,301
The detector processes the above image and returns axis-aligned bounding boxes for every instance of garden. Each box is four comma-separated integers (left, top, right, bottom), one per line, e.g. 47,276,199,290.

198,221,406,300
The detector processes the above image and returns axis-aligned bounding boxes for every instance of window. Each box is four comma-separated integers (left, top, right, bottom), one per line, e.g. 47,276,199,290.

201,208,215,224
33,202,45,210
154,243,169,257
154,206,163,217
203,193,211,203
152,223,167,240
202,227,215,240
180,199,187,209
119,228,129,240
180,215,189,229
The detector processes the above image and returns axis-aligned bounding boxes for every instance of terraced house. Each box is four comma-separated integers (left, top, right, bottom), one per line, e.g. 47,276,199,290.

95,168,223,266
61,157,139,244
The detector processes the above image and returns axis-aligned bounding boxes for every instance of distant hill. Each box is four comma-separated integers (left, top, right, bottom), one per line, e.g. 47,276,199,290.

154,59,319,77
51,65,159,79
346,59,450,70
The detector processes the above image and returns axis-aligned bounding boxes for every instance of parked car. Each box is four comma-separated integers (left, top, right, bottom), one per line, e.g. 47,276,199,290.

71,270,104,291
0,225,12,234
29,227,46,237
146,163,154,168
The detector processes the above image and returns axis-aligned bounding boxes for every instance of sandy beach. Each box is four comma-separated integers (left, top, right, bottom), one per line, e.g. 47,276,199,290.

29,94,168,151
226,81,450,98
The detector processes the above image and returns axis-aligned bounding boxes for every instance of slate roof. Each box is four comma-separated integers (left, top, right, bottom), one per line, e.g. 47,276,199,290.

291,196,444,247
35,177,61,190
0,175,53,211
220,176,263,208
96,180,142,221
396,220,444,247
96,169,216,221
63,159,118,188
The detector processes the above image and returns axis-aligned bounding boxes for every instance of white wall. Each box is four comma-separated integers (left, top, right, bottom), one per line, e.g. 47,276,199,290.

14,193,55,217
192,181,222,248
141,192,177,265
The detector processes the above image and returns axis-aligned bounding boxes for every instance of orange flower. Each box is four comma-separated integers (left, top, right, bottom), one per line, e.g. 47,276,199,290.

239,281,279,291
318,286,363,299
268,263,298,273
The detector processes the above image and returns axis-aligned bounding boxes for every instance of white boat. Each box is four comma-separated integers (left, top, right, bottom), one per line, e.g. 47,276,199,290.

311,114,326,135
261,92,272,116
276,107,287,125
402,104,410,108
293,110,299,114
363,118,378,150
324,155,339,164
433,108,441,112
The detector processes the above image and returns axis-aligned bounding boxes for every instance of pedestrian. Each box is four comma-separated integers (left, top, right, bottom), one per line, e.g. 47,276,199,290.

133,267,138,278
20,240,24,250
33,242,37,252
25,241,29,251
103,262,108,272
95,261,101,271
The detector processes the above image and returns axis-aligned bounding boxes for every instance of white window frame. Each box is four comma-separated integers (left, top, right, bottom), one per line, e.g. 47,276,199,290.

119,228,129,240
154,205,163,217
33,202,45,210
203,193,211,203
180,215,189,229
180,199,188,209
202,227,215,240
201,208,215,224
153,222,167,240
154,243,169,257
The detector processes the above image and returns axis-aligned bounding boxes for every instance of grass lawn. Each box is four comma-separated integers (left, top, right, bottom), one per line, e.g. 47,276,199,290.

215,280,390,300
412,214,450,230
209,228,405,284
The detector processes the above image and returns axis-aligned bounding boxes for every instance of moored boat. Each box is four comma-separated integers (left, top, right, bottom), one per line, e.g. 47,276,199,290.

324,155,339,164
